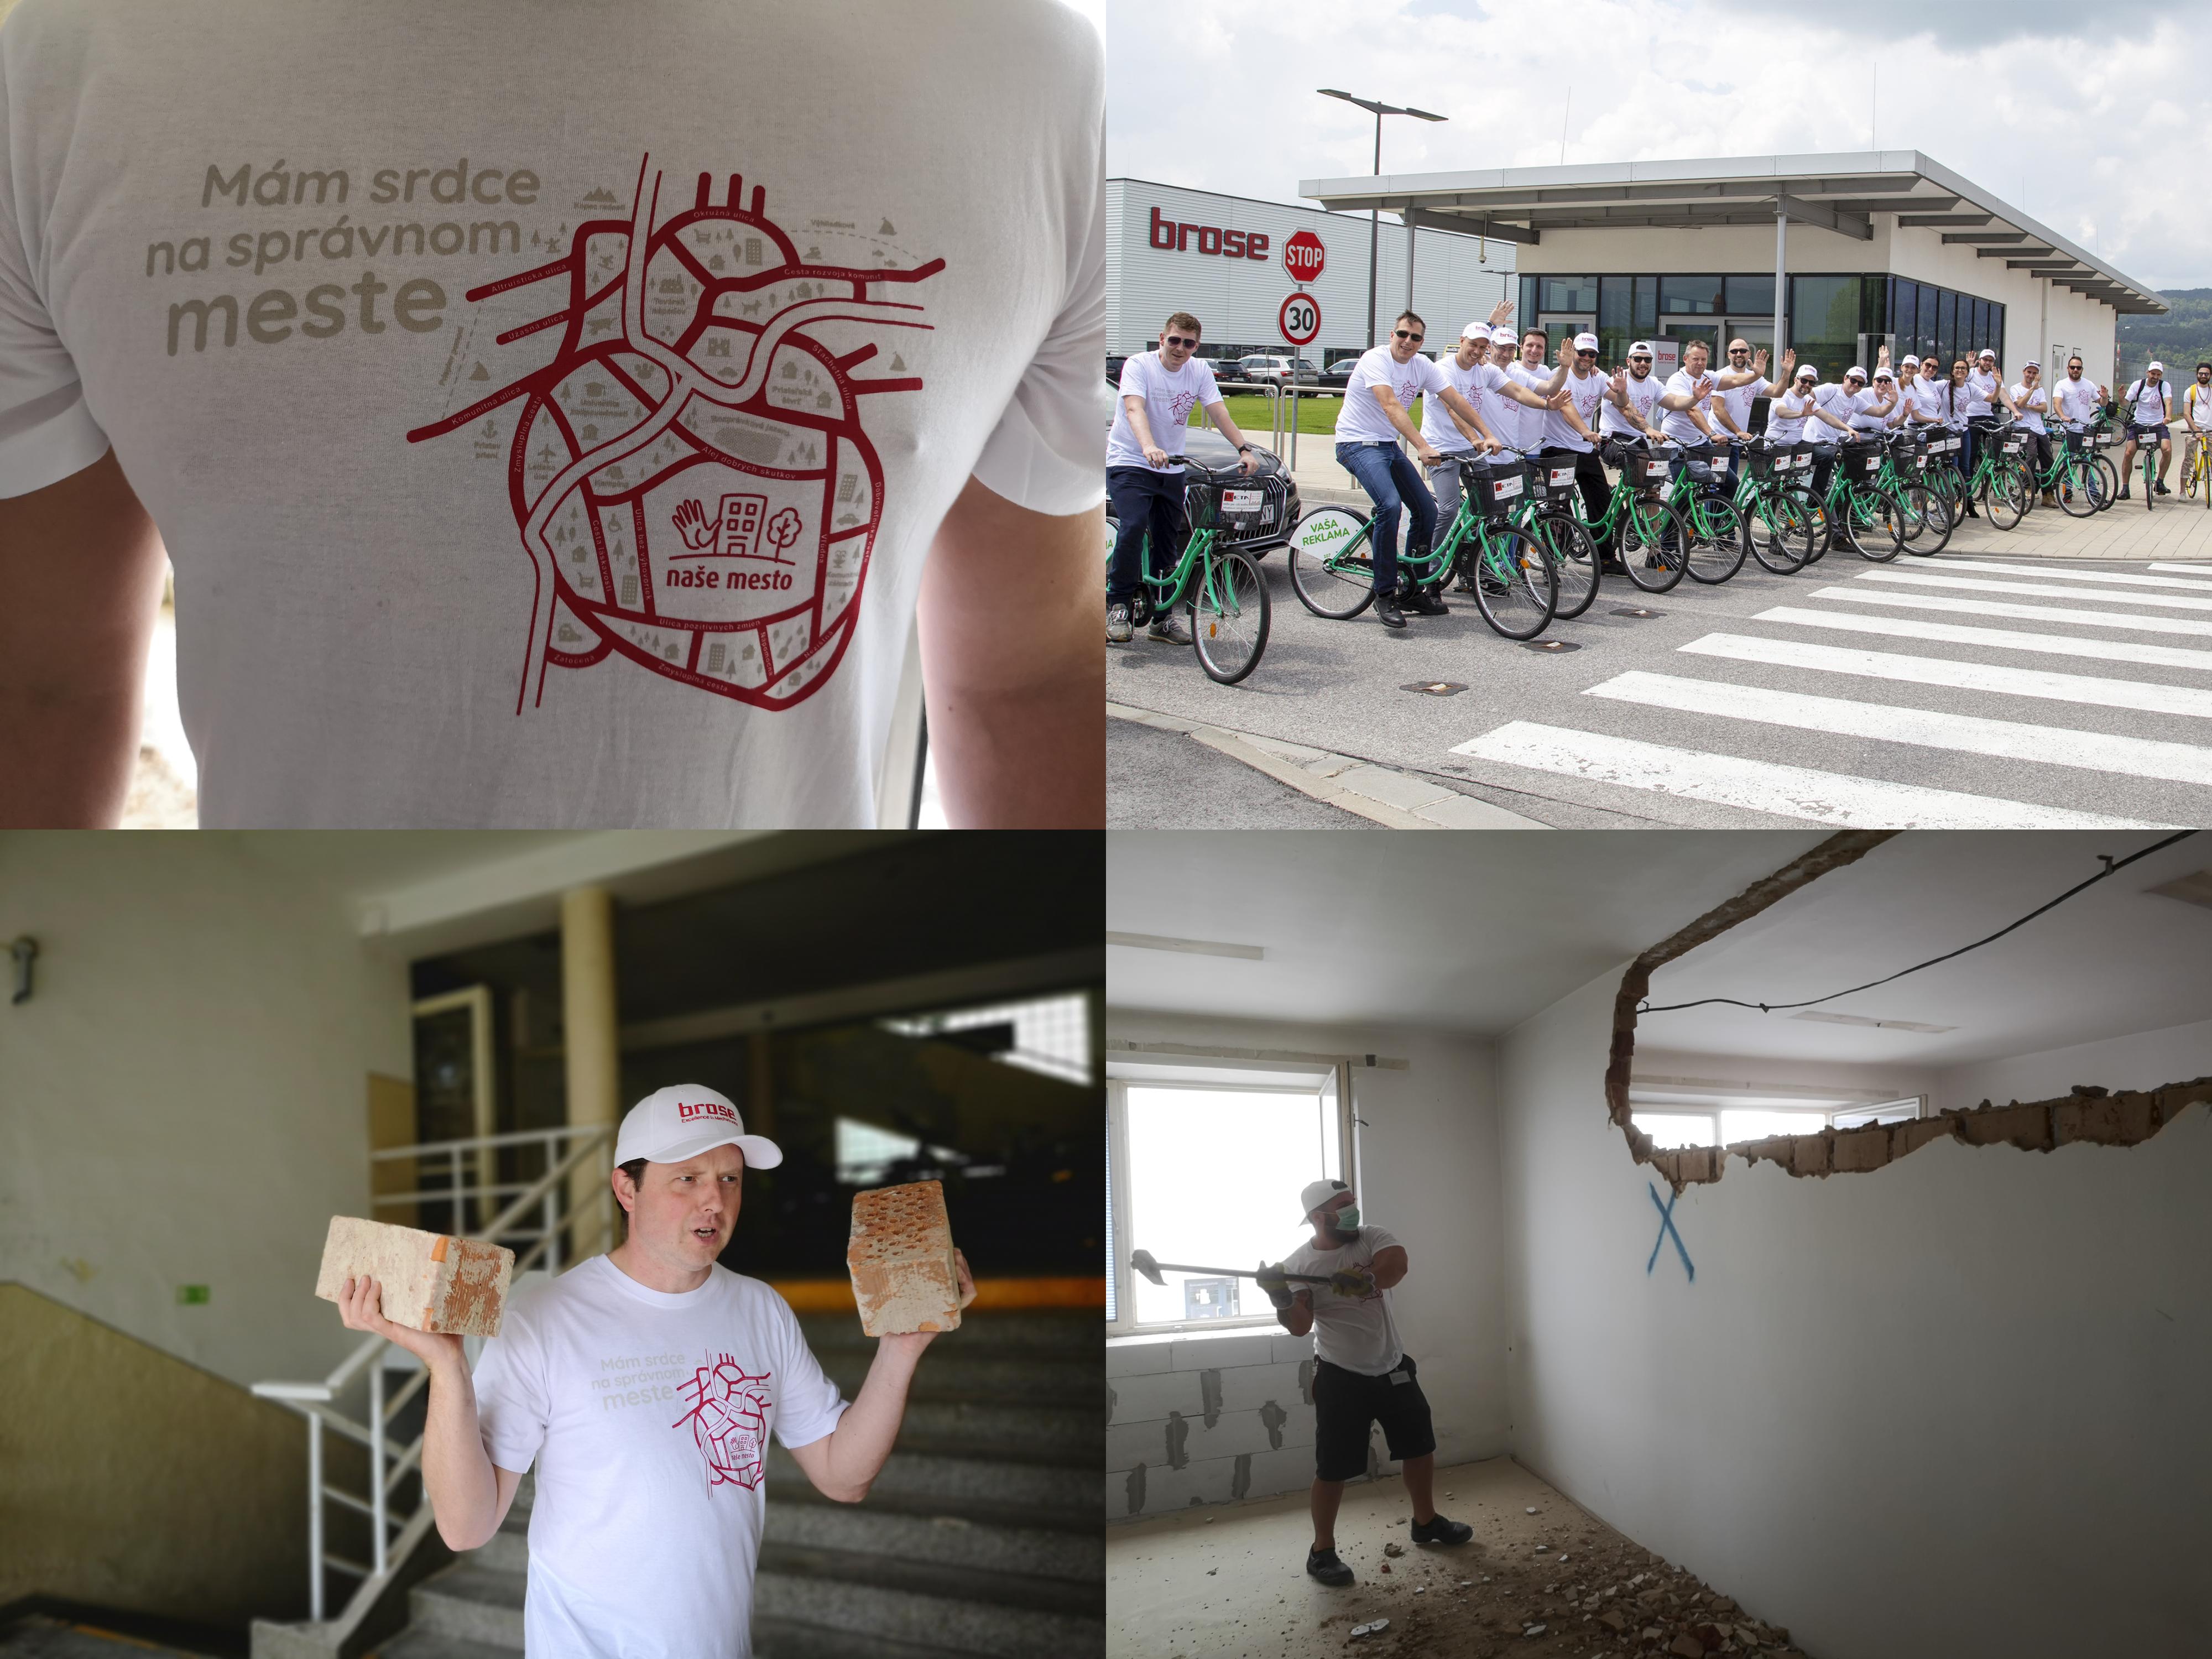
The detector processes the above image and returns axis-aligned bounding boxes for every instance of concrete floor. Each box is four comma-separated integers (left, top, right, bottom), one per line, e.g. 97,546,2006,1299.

1107,1456,1811,1659
0,1616,216,1658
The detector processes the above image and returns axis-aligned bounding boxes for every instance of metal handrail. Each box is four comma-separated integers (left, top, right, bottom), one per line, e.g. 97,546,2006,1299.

251,1122,617,1625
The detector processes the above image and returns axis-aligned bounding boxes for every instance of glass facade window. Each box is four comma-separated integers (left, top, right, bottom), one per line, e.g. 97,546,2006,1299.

1891,279,1917,355
1723,274,1775,315
1660,274,1723,315
1538,274,1598,312
1634,276,1658,335
1598,276,1634,365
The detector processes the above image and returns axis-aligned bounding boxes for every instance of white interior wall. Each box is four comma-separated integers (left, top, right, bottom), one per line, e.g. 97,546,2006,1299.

0,835,414,1391
1499,968,2211,1659
1934,1014,2212,1117
1108,1009,1509,1485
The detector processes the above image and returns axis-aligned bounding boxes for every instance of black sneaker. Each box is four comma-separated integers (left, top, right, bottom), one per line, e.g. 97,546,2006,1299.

2119,486,2131,500
1410,1513,1474,1546
2155,479,2171,495
1306,1547,1355,1586
1147,612,1192,645
1374,595,1407,629
1399,586,1448,617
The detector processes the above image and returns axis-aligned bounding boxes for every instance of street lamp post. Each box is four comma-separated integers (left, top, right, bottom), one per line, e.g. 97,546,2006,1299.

1318,90,1447,350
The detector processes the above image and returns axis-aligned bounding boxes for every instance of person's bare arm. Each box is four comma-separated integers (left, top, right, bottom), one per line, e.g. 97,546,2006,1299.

916,480,1100,828
1123,393,1172,469
1438,387,1499,451
785,1252,975,1502
0,448,169,827
1279,1287,1314,1338
338,1274,523,1551
1368,385,1440,465
1370,1245,1410,1291
1202,401,1261,473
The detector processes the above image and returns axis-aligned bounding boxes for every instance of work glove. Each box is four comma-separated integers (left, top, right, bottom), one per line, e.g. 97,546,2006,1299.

1329,1266,1378,1300
1255,1261,1293,1310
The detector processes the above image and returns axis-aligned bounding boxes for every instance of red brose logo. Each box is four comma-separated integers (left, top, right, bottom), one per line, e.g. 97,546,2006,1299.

1149,206,1270,262
677,1101,737,1123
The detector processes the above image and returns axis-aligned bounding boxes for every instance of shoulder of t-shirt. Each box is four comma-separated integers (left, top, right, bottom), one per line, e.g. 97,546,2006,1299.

1360,1225,1405,1254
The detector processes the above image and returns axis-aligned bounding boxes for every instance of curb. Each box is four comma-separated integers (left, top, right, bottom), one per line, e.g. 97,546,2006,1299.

1107,702,1548,829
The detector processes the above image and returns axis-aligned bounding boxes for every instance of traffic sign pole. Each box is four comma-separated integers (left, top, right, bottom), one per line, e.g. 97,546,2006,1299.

1277,283,1323,474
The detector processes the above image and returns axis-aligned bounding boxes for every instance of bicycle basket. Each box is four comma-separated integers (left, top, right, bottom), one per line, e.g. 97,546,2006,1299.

1477,457,1527,518
2001,433,2026,455
1540,457,1581,497
1747,442,1786,479
1626,446,1670,487
1843,440,1882,476
1215,474,1291,543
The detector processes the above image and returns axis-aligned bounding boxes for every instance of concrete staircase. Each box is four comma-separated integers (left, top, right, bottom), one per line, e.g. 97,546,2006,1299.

366,1309,1102,1659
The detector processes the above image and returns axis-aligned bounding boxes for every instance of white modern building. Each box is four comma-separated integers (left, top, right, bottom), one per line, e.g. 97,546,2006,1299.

1299,152,2164,383
1106,177,1515,364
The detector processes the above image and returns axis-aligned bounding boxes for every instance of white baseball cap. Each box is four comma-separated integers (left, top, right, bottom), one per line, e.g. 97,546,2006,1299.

616,1084,784,1169
1573,331,1600,353
1900,354,1920,368
1978,348,1996,361
1462,320,1490,340
1873,368,1895,381
1300,1177,1350,1218
2023,360,2041,371
1490,326,1518,345
1793,363,1818,380
1628,340,1654,356
1845,365,1868,382
2148,361,2165,372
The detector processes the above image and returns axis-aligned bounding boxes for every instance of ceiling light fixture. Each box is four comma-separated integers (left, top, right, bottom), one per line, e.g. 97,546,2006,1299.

1789,1011,1957,1034
1105,931,1264,961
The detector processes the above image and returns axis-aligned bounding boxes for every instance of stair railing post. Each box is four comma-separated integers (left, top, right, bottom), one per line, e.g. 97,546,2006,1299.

451,1144,465,1234
308,1409,325,1623
370,1352,388,1577
545,1185,561,1274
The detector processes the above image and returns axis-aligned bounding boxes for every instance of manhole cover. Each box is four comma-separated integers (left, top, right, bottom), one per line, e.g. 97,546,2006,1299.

1520,638,1583,653
1609,607,1663,618
1399,681,1469,696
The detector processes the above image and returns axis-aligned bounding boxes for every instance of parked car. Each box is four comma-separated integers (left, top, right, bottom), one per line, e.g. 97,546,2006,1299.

1232,354,1320,389
1317,358,1360,395
1105,353,1129,389
1102,426,1301,565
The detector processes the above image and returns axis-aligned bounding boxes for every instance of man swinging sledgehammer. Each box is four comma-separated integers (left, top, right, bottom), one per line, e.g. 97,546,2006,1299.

1257,1178,1473,1588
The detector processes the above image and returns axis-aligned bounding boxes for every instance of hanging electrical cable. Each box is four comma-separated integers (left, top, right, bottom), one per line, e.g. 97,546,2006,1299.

1639,831,2199,1016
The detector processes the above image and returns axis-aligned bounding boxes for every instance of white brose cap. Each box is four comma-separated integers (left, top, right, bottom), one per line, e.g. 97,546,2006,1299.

1299,1177,1349,1218
1573,331,1600,352
1491,326,1518,345
616,1084,784,1169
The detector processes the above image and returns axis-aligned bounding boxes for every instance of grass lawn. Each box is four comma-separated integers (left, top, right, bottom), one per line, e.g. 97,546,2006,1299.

1192,392,1353,441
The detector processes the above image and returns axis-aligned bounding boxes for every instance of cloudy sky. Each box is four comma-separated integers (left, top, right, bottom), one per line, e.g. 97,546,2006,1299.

1106,0,2208,290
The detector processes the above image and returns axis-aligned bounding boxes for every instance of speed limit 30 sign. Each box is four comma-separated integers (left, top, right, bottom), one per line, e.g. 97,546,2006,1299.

1279,292,1322,346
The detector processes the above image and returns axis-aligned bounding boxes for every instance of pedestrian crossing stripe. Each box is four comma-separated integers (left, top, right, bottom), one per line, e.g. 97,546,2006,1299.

1922,559,2212,593
1452,723,2176,829
1583,670,2212,787
1677,632,2212,721
1855,570,2212,614
1751,606,2212,674
1807,587,2212,640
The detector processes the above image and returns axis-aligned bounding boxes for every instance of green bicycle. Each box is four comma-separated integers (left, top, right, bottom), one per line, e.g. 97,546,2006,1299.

1657,445,1747,582
1959,420,2032,528
1733,439,1820,573
1106,461,1272,684
1876,428,1951,557
2124,421,2166,510
1513,452,1605,620
2026,426,2113,518
1553,439,1694,595
1813,437,1909,561
1288,456,1558,639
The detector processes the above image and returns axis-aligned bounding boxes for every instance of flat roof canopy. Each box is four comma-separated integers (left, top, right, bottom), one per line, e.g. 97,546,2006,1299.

1300,150,2165,315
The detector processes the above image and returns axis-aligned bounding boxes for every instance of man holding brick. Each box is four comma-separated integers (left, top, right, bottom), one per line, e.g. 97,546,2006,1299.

336,1083,974,1658
1256,1179,1472,1589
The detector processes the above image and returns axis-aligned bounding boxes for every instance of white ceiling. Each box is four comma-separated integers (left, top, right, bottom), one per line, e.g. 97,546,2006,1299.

1106,832,2211,1069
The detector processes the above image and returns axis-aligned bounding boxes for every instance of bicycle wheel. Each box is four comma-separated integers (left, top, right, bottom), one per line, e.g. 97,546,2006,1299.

1683,490,1746,583
1744,487,1809,574
1898,482,1950,557
1981,465,2027,530
2056,452,2100,519
2144,449,2158,512
1530,510,1602,620
2090,453,2119,510
1192,548,1270,685
1618,494,1689,593
1842,486,1906,561
1286,505,1375,619
1468,524,1558,640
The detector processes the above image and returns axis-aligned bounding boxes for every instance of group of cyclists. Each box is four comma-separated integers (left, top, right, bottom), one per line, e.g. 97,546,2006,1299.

1105,301,2212,643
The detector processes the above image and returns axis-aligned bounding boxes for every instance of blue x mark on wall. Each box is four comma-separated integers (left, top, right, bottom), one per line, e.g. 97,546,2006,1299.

1647,1182,1695,1282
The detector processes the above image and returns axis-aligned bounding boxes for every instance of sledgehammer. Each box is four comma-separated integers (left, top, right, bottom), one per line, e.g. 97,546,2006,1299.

1129,1248,1330,1286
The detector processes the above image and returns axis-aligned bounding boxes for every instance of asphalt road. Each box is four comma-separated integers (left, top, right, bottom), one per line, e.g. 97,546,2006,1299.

1107,717,1365,827
1108,542,2212,830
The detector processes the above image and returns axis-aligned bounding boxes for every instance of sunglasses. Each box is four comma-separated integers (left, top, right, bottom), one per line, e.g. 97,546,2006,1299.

1164,335,1198,348
1576,349,1597,358
1729,347,1750,354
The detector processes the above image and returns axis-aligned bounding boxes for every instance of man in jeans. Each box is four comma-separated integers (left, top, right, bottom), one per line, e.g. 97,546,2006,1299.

1333,311,1538,629
1106,311,1261,644
1258,1179,1472,1589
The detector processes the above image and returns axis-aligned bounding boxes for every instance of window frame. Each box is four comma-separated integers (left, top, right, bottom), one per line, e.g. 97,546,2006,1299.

1105,1059,1351,1339
1629,1088,1927,1151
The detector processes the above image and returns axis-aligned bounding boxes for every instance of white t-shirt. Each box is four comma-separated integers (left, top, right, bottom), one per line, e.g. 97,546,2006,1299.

1543,366,1606,453
2184,382,2212,431
1108,352,1219,471
1712,374,1768,439
1764,388,1815,444
1809,383,1856,441
1657,367,1717,445
472,1255,849,1659
1335,346,1447,445
2054,375,2104,426
1965,369,2000,418
1903,377,1945,425
1848,387,1891,432
2125,378,2173,426
2011,382,2049,435
1420,353,1503,454
1495,359,1554,452
1599,369,1663,440
1281,1223,1407,1376
1940,379,1971,429
0,0,1108,829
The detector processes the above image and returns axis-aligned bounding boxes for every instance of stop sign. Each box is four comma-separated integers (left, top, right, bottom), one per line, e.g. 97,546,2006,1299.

1283,229,1326,285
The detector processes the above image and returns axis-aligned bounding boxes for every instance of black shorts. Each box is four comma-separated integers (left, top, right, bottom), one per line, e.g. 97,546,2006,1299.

1313,1354,1437,1481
